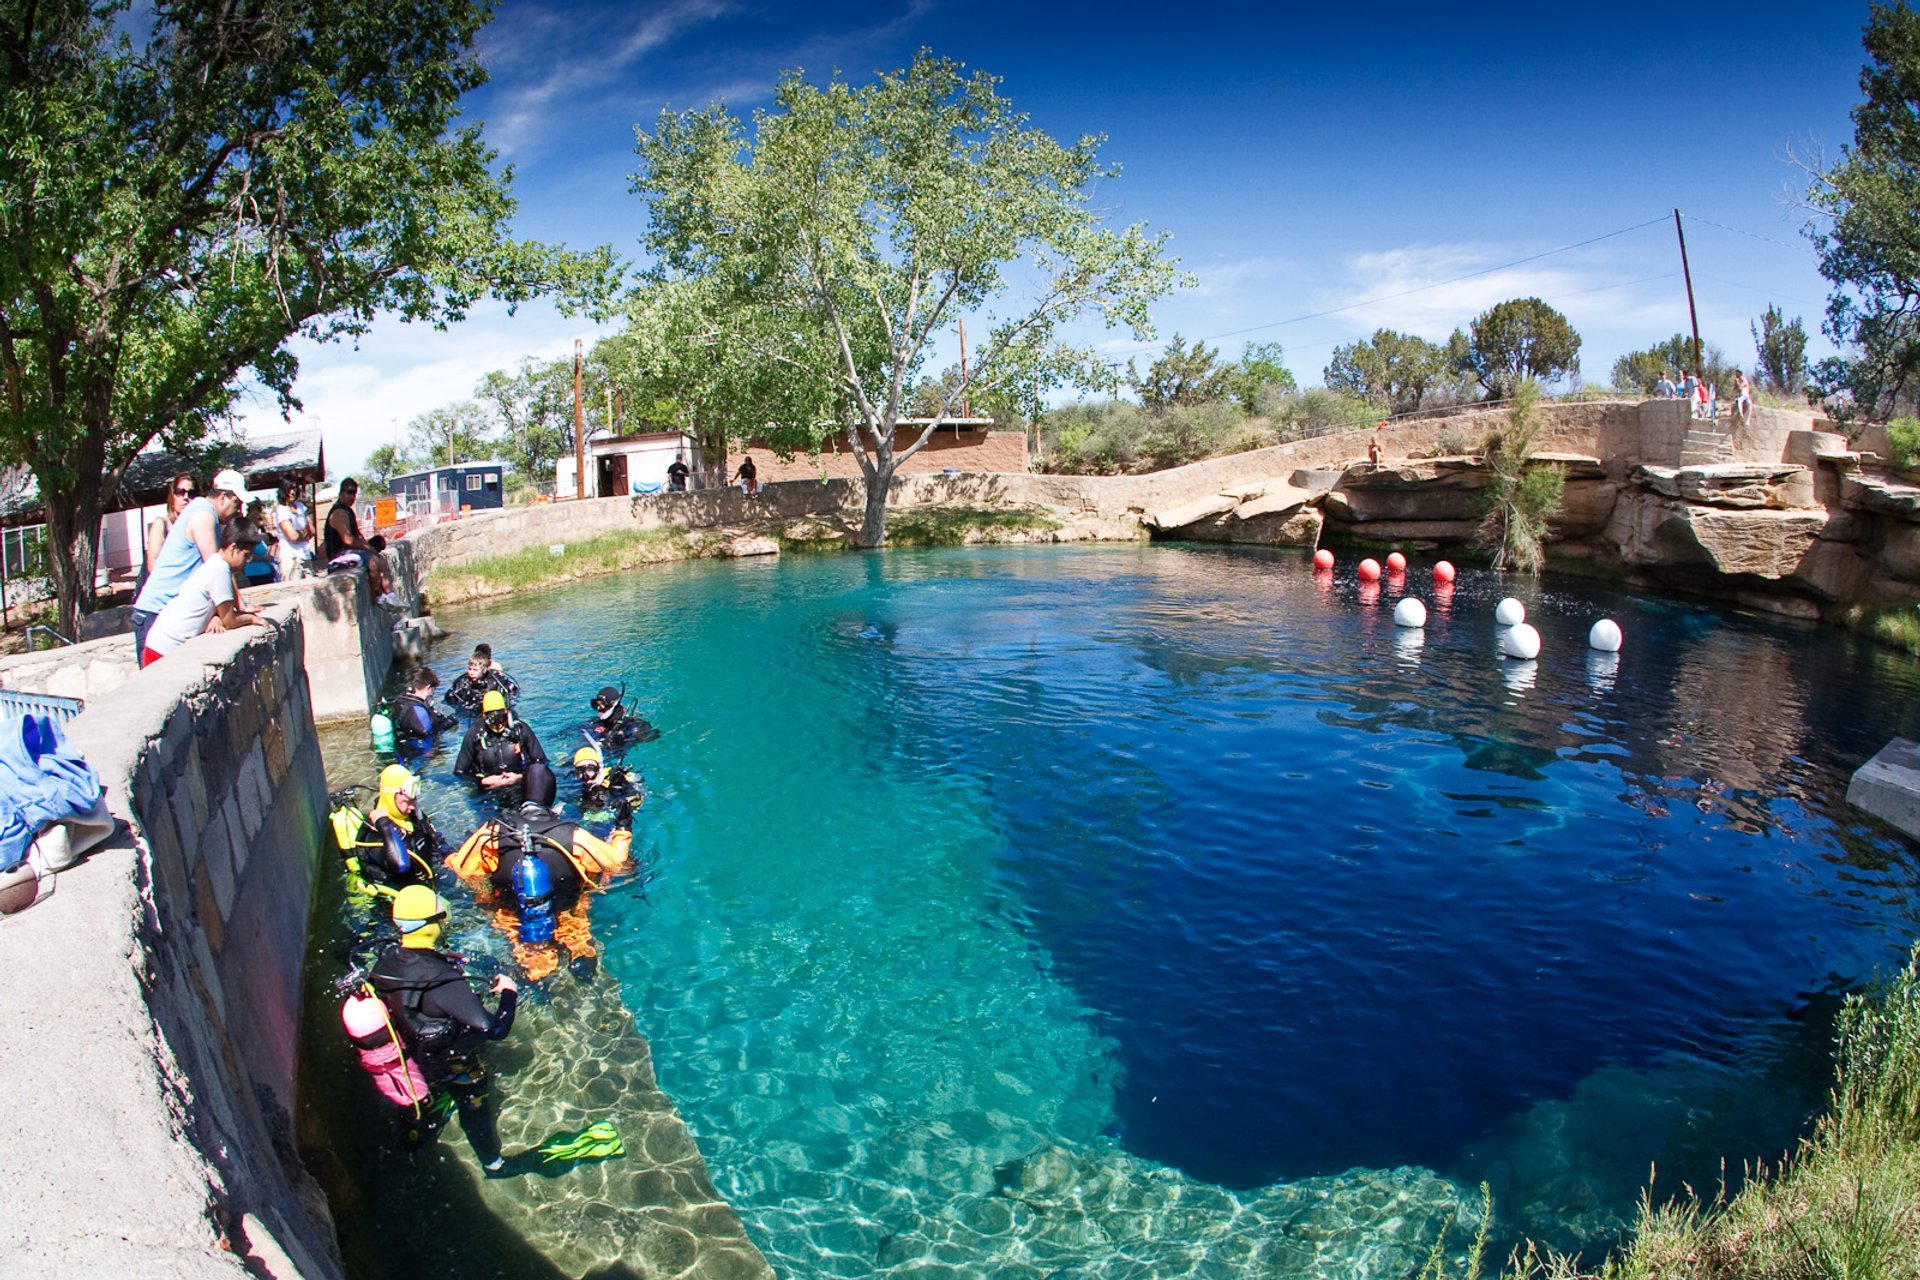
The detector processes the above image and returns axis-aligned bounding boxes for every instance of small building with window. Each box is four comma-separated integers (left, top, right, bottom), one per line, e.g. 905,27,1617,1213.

387,461,506,517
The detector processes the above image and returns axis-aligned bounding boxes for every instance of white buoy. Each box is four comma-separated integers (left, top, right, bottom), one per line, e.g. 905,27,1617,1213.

1588,618,1623,652
1500,621,1542,660
1495,597,1526,627
1393,597,1428,629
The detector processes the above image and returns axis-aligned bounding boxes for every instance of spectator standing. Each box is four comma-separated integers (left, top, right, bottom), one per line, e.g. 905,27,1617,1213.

131,468,246,656
140,472,198,596
1733,369,1754,425
274,480,315,580
1653,373,1677,399
140,519,269,667
666,453,690,493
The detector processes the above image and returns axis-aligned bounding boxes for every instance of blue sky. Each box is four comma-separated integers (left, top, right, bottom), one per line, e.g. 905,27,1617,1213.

240,0,1875,473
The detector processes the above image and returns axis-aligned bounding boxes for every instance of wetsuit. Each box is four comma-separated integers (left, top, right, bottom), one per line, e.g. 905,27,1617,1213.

392,693,457,753
448,804,633,981
488,806,589,905
589,703,657,750
369,944,517,1162
453,718,547,785
580,765,641,815
446,669,520,714
353,808,441,891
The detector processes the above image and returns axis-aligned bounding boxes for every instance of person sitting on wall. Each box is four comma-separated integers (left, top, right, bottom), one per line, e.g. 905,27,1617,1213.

370,886,518,1171
586,685,658,751
392,667,459,757
572,744,642,818
322,477,397,601
734,454,758,496
131,468,247,657
350,763,447,896
447,764,635,982
139,518,269,668
446,644,520,714
1654,372,1677,399
453,691,548,799
666,452,691,493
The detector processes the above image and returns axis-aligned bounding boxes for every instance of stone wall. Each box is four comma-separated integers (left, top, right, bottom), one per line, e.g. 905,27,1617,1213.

0,604,341,1279
740,427,1029,483
237,572,394,722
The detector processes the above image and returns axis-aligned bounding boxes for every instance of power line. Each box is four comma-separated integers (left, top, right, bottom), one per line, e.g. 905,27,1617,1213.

1680,213,1815,257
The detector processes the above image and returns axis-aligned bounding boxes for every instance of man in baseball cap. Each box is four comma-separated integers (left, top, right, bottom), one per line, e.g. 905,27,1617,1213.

131,465,250,657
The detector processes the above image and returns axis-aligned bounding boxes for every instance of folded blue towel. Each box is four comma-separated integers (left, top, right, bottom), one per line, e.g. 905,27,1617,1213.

0,714,103,872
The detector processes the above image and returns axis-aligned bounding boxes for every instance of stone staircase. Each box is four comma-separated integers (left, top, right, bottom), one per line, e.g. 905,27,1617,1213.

1680,414,1735,465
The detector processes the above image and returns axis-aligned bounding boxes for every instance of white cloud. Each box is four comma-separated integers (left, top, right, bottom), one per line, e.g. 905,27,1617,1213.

234,300,617,476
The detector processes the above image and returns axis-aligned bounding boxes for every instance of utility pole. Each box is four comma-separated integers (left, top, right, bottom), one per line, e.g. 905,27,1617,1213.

957,319,970,418
573,338,586,500
1674,209,1704,379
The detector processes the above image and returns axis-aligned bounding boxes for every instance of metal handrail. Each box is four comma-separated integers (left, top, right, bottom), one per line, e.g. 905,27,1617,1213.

25,625,73,653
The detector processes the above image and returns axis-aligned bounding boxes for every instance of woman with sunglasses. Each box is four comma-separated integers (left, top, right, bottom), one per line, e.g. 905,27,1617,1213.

139,473,198,595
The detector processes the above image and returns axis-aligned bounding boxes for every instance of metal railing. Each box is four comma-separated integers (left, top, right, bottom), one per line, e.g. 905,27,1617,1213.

25,625,72,653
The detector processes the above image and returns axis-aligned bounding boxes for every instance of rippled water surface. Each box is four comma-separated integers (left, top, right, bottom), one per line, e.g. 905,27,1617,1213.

324,544,1920,1275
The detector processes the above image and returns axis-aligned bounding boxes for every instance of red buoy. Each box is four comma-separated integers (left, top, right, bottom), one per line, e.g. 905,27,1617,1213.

1357,558,1381,581
1386,552,1407,573
1313,549,1335,570
1433,560,1456,584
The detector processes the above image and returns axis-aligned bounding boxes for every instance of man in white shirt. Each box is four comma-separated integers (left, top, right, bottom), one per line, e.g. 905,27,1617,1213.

140,519,268,667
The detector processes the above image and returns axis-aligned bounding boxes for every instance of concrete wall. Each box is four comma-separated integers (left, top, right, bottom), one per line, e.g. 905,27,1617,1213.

742,427,1029,483
237,572,393,723
0,604,342,1280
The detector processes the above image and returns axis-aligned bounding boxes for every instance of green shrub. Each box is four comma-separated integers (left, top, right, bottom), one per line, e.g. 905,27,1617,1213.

1435,427,1474,456
1885,417,1920,471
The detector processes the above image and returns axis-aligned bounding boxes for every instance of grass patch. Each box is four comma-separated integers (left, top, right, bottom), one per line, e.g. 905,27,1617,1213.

422,526,727,604
886,505,1064,547
1501,943,1920,1280
1835,603,1920,658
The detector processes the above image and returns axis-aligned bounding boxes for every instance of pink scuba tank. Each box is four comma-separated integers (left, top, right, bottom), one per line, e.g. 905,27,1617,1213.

342,993,430,1109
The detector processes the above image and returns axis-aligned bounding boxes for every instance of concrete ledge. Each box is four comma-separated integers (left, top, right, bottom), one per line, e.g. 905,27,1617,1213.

1849,738,1920,842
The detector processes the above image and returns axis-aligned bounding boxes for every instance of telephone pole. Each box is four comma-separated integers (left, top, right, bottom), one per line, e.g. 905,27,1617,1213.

573,338,586,499
1674,209,1704,379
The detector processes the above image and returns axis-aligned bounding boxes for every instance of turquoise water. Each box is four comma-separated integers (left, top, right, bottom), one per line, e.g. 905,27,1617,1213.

339,544,1920,1274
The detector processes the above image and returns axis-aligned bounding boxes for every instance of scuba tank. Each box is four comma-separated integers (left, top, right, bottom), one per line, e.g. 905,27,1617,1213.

510,823,556,945
370,705,395,753
338,972,429,1111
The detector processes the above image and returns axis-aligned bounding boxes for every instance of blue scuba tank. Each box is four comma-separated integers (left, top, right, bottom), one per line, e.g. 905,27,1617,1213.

510,825,556,945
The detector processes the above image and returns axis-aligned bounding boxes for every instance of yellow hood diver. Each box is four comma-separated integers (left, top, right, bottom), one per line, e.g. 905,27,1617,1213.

369,885,518,1171
453,689,548,802
448,763,635,982
571,743,642,816
329,765,445,900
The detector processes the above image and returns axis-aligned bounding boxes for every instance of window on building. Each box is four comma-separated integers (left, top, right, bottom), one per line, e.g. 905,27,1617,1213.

466,474,482,491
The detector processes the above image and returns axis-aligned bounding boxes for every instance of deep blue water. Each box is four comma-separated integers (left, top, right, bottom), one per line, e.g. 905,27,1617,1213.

376,543,1920,1270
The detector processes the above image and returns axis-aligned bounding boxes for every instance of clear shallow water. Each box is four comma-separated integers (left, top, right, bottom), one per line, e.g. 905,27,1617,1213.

335,544,1920,1274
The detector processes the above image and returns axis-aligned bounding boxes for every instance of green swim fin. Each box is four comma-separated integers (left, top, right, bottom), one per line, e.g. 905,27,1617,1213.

536,1121,624,1163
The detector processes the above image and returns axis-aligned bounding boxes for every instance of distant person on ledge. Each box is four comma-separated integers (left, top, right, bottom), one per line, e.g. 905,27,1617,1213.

666,453,690,493
323,477,396,601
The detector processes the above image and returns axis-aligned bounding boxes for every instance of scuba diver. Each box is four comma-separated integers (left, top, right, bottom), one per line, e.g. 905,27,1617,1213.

453,691,548,800
447,764,635,982
571,744,641,817
368,885,518,1171
586,684,658,750
390,666,458,757
331,764,446,900
445,644,520,715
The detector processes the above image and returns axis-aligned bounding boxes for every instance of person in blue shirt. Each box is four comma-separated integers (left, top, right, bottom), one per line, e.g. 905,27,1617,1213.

131,467,247,656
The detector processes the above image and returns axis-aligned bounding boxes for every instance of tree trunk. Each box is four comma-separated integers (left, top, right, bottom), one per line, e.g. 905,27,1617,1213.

44,475,101,640
853,420,893,549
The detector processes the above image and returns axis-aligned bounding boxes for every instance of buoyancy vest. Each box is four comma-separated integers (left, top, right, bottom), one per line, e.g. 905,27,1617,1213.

370,946,468,1056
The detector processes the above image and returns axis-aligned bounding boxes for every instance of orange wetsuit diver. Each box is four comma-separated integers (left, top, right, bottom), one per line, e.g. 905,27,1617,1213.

446,764,634,981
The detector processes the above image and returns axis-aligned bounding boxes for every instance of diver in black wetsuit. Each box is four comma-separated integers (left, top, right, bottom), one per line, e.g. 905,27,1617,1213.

453,691,548,801
371,885,518,1170
587,685,657,750
391,666,458,756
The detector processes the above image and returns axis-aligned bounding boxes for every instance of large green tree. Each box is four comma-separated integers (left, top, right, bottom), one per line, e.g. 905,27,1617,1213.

1809,3,1920,416
1611,333,1728,395
1324,328,1450,416
1132,334,1230,408
631,50,1184,546
0,0,608,633
1751,305,1809,397
475,356,576,488
404,402,494,471
1461,298,1582,398
1227,342,1297,415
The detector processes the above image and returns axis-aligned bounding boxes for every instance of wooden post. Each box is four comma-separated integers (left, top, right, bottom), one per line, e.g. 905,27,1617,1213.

573,338,586,500
958,319,970,418
1674,209,1704,380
